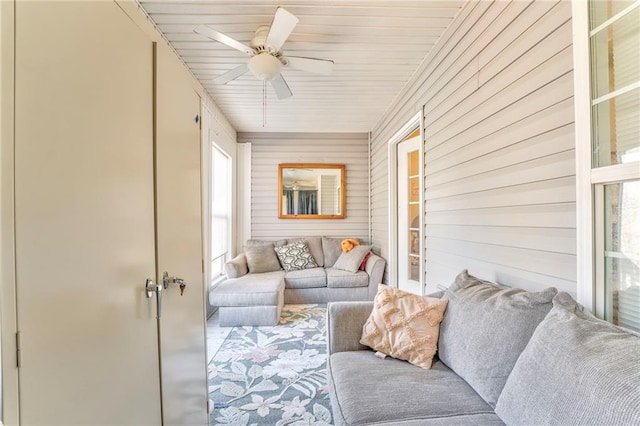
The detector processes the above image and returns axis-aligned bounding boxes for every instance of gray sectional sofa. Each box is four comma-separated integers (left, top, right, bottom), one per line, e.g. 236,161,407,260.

210,236,385,326
327,270,640,425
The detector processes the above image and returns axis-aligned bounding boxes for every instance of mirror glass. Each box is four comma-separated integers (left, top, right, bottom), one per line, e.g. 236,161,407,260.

278,164,345,219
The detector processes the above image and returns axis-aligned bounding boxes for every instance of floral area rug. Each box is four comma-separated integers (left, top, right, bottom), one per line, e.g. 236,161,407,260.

208,304,333,426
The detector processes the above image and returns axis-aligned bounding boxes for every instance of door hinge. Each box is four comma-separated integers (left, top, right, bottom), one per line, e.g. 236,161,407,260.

16,331,22,368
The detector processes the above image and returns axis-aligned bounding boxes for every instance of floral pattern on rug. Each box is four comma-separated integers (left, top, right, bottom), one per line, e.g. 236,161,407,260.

208,304,332,426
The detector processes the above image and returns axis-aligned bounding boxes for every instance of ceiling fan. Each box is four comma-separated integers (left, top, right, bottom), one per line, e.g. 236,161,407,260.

194,7,334,100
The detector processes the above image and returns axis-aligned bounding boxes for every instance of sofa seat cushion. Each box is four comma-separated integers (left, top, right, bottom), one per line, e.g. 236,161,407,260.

495,292,640,425
211,271,285,307
326,268,369,288
284,267,326,289
328,351,503,426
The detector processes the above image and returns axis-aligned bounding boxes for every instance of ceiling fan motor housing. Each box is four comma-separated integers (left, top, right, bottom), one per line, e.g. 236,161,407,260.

250,26,271,50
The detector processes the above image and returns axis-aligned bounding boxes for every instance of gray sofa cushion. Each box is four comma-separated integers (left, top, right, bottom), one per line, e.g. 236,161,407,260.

224,253,248,278
438,270,557,408
244,243,282,273
326,268,369,288
328,351,503,426
495,292,640,425
284,267,326,289
301,237,324,267
332,245,372,273
322,237,344,268
211,271,285,306
245,239,287,247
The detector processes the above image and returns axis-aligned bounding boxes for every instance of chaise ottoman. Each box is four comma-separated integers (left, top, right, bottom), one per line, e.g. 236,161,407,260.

211,270,285,326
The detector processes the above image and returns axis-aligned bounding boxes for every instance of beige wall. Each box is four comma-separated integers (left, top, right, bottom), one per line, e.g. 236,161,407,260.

238,132,370,245
371,0,577,294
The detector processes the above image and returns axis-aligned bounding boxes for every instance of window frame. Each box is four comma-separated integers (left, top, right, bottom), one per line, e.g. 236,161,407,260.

210,142,232,286
572,0,640,318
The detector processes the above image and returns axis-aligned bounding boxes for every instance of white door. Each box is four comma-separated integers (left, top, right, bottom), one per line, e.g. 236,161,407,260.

155,43,209,425
14,2,161,424
397,136,423,295
14,3,209,424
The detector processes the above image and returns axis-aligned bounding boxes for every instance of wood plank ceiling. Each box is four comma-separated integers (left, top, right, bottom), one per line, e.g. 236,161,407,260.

138,0,465,133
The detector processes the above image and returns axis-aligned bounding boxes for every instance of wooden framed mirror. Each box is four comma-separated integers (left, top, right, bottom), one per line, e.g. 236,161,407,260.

278,164,345,219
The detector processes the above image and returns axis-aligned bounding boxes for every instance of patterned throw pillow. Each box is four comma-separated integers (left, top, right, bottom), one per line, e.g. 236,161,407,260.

274,241,319,272
360,285,448,370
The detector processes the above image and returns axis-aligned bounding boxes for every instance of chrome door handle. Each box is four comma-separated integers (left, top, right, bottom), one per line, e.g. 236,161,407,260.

145,278,163,319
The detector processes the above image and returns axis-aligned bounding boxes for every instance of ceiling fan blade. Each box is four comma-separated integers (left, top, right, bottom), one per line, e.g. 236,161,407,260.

285,56,334,76
265,7,299,52
270,74,293,99
194,25,253,55
213,64,249,85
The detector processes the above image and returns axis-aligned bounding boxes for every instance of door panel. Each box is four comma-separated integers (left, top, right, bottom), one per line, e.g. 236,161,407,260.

155,43,208,425
15,2,160,424
397,136,422,295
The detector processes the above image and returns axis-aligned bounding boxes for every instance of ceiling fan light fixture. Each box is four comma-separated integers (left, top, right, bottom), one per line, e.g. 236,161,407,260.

248,53,283,81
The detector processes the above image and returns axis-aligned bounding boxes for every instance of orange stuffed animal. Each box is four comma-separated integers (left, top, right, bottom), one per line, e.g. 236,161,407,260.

341,238,360,253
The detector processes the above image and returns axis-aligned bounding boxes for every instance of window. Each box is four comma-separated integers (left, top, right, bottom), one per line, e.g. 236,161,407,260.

602,181,640,330
211,144,232,284
574,0,640,332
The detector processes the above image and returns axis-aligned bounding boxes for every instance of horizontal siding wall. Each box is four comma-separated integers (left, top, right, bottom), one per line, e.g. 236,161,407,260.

238,132,370,244
371,0,576,294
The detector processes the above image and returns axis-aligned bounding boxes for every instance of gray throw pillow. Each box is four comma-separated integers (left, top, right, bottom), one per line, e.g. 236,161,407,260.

332,245,372,273
274,241,319,272
438,270,557,408
224,253,248,278
322,237,346,268
244,243,282,273
245,239,287,248
496,292,640,425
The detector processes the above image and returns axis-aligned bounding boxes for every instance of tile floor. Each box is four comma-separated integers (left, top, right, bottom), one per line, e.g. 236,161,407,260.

206,309,232,364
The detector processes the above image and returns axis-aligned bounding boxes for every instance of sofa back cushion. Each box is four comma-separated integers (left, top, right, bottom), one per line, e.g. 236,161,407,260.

246,239,287,248
322,237,344,268
495,292,640,425
438,270,557,407
301,237,324,267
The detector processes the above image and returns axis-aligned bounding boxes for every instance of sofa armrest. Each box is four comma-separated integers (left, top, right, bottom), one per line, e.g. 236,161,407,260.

224,253,248,279
364,253,385,299
327,301,373,355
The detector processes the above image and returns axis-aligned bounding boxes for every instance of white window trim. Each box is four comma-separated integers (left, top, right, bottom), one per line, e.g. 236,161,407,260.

571,0,640,316
572,0,596,312
387,111,424,289
236,142,251,252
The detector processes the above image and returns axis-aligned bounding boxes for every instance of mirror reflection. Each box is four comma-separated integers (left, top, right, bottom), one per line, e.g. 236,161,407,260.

278,164,345,219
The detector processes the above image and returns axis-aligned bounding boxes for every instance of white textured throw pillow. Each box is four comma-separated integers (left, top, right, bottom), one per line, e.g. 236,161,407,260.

274,241,319,272
361,285,448,370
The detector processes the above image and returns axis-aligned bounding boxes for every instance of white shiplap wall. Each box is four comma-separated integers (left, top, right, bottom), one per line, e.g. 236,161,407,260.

238,132,369,243
371,0,577,294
